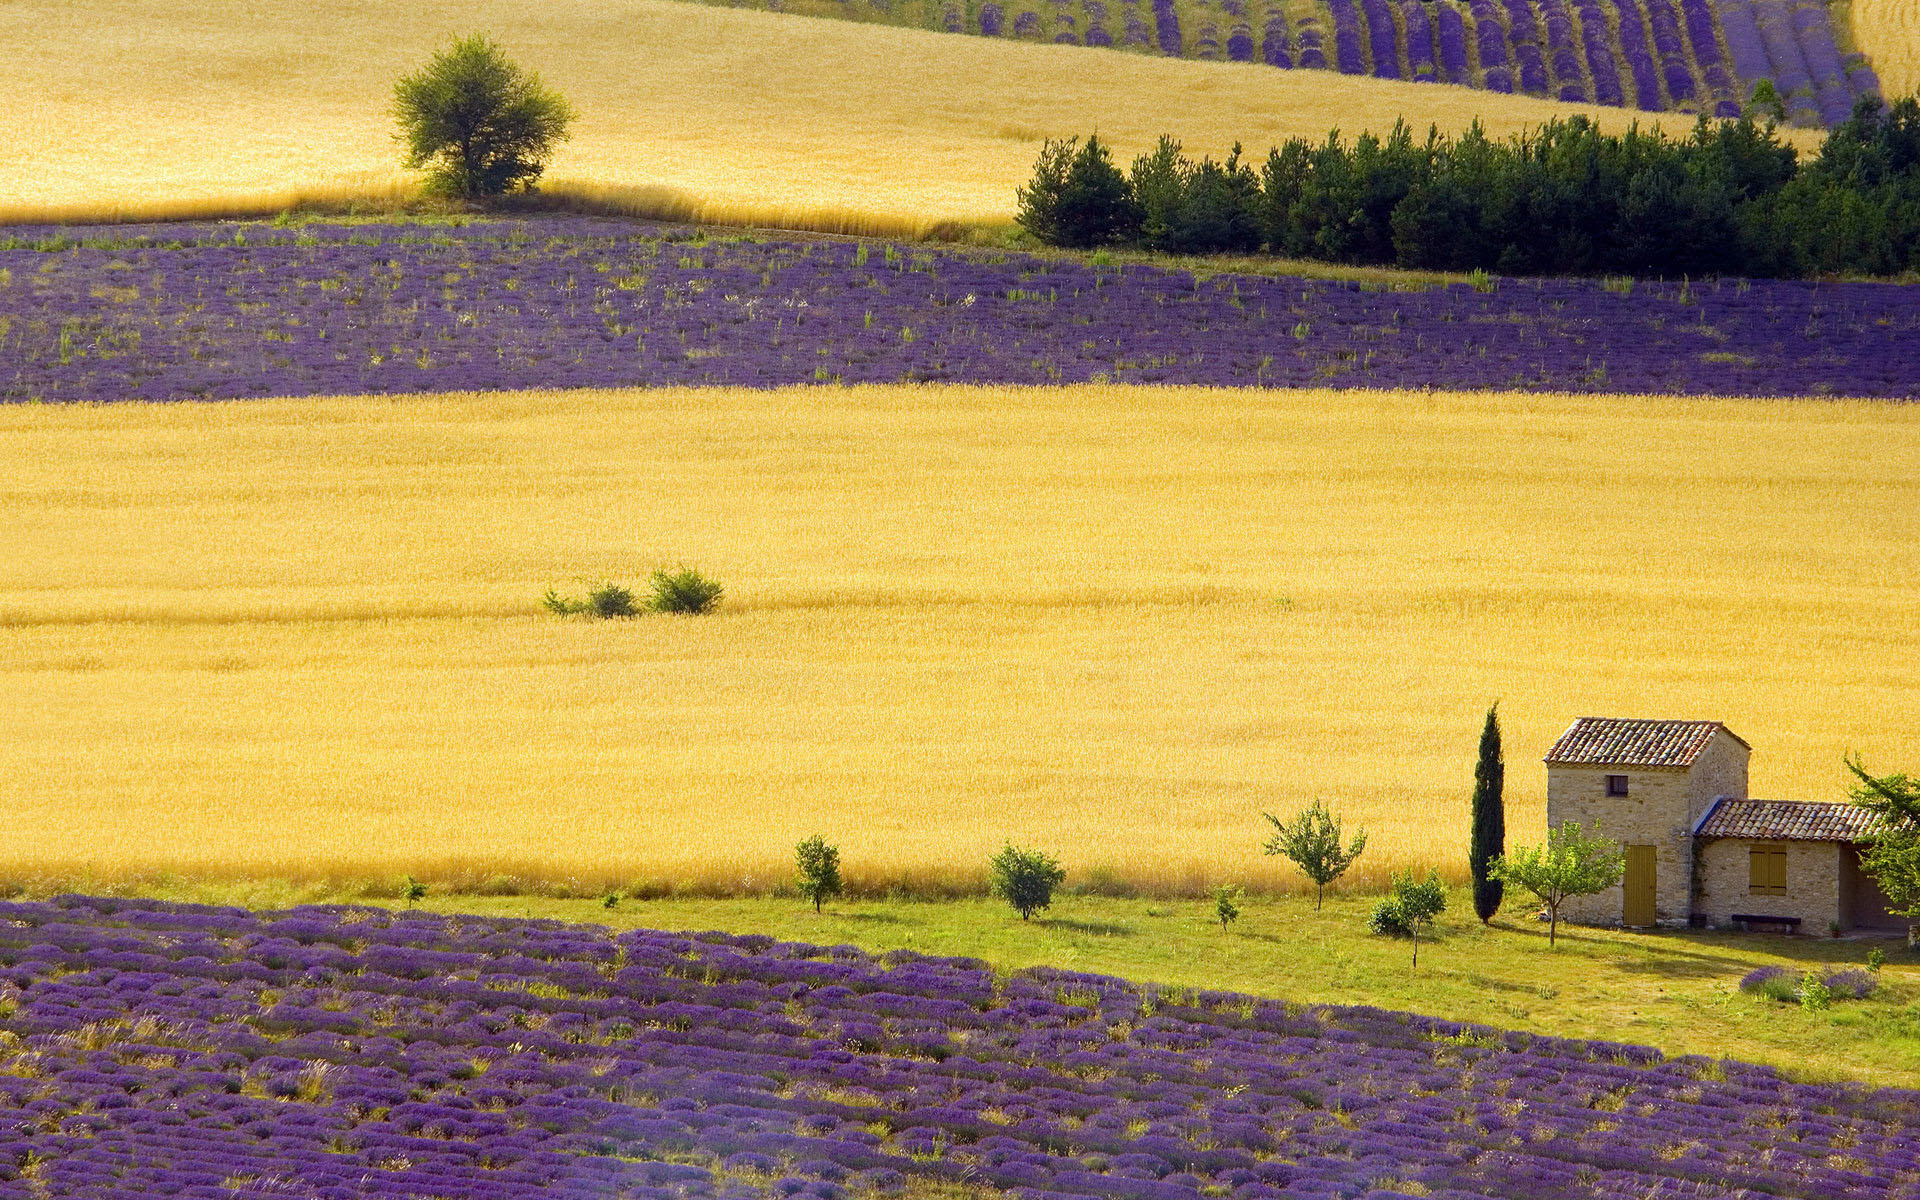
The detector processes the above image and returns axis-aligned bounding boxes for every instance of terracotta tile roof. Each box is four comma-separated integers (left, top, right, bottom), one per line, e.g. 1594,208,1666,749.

1695,798,1888,843
1543,717,1748,768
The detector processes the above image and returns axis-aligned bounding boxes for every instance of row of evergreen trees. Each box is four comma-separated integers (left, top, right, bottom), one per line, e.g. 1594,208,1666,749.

1016,99,1920,278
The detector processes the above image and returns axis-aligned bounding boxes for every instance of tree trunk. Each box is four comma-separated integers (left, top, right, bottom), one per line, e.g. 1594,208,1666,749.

1411,925,1420,969
1549,905,1558,947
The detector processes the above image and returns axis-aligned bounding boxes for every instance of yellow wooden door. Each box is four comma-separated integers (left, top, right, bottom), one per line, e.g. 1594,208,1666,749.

1623,845,1657,927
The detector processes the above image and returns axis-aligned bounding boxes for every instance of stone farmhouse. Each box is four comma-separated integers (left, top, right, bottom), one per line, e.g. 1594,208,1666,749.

1545,717,1899,933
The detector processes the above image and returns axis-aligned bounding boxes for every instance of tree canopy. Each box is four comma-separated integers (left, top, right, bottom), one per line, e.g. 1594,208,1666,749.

1847,755,1920,927
1261,799,1367,910
392,35,575,199
1490,821,1624,947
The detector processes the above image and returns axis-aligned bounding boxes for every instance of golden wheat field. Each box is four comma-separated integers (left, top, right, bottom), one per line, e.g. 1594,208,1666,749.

1853,0,1920,102
1,385,1915,897
0,0,1819,237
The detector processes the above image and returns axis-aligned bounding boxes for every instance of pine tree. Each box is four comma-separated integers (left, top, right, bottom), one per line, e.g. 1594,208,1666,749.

1470,702,1505,923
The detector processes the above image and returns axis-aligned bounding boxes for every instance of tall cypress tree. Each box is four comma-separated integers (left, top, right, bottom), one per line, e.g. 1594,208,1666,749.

1470,702,1505,923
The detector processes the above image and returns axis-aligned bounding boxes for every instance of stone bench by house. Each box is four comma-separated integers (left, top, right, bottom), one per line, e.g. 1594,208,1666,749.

1729,913,1802,934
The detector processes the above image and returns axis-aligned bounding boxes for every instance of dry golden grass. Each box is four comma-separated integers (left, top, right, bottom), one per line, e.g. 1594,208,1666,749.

1852,0,1920,102
2,385,1916,898
0,0,1819,237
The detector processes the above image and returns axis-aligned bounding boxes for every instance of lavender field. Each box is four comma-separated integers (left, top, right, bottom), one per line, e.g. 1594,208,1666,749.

0,895,1914,1199
5,218,1919,401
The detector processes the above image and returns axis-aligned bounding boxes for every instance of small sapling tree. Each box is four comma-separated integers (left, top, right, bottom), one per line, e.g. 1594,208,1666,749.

989,843,1067,920
1261,799,1367,910
1846,754,1920,946
1470,702,1506,923
392,34,575,199
1372,870,1448,968
1491,820,1625,947
1214,884,1243,932
402,875,428,907
795,834,844,913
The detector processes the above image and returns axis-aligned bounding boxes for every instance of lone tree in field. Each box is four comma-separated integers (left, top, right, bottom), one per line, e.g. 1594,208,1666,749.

988,843,1067,920
1490,820,1625,947
392,34,575,199
794,833,844,913
1470,703,1506,923
1846,754,1920,944
1262,799,1367,910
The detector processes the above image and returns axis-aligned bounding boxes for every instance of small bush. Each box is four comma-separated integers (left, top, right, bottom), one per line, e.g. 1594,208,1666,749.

649,567,724,615
1368,898,1411,937
542,587,589,615
988,843,1067,920
1823,967,1878,1000
1867,947,1887,973
1739,965,1797,1002
588,582,638,618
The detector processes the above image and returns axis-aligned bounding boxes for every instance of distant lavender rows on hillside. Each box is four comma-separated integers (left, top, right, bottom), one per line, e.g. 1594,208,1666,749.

4,219,1918,401
880,0,1876,122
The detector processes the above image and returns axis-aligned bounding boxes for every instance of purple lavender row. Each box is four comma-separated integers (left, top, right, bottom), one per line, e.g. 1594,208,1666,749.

1574,0,1627,105
1262,9,1292,65
1790,0,1854,123
1328,0,1368,72
8,219,1920,399
1404,0,1438,79
1361,0,1402,76
1434,4,1472,81
1610,0,1665,108
1471,0,1516,90
1751,0,1819,116
1152,0,1184,53
1295,16,1328,66
1,896,1919,1200
1538,0,1590,100
1503,0,1553,93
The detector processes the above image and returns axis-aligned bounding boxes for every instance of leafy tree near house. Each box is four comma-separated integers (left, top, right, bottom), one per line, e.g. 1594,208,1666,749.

1470,703,1506,923
1846,755,1920,943
1261,799,1367,910
1490,820,1625,947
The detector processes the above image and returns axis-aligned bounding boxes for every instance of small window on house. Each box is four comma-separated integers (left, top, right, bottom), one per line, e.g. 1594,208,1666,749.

1749,844,1787,896
1606,774,1629,796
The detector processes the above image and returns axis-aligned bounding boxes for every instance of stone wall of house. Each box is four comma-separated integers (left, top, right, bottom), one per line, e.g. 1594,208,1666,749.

1550,765,1695,926
1686,731,1750,822
1696,839,1841,931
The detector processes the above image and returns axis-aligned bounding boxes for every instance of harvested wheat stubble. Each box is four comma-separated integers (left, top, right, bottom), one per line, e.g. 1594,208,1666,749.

1,385,1916,897
9,219,1920,400
0,895,1917,1199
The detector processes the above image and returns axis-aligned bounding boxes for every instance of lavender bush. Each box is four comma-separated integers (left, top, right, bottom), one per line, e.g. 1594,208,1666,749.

7,218,1920,400
0,896,1915,1198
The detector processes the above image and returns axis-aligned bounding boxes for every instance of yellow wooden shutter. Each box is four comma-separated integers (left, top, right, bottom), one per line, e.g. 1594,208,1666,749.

1749,845,1787,895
